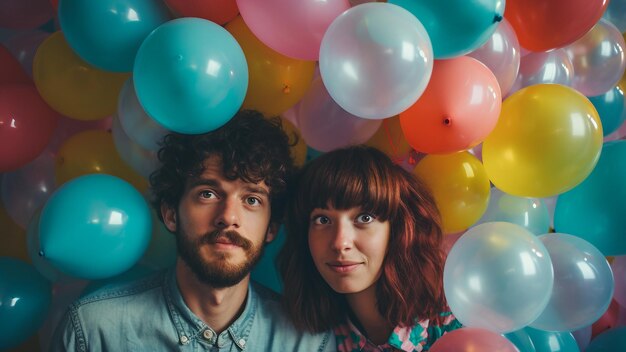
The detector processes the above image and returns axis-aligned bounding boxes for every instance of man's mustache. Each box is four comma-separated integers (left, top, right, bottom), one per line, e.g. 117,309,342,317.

200,230,253,250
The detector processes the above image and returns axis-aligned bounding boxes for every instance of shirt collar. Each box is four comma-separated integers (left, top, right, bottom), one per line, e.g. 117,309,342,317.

164,269,257,349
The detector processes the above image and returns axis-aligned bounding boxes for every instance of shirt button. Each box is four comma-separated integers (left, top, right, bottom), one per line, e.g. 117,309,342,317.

203,329,214,340
180,335,189,344
239,339,246,346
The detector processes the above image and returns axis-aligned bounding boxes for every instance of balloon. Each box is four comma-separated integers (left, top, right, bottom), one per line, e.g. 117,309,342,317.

47,115,113,153
475,187,550,236
592,299,622,338
33,31,129,120
55,129,149,193
251,225,286,293
319,3,433,119
0,257,51,350
413,152,490,233
1,150,56,228
117,78,169,151
525,328,580,352
39,174,152,279
165,0,238,25
389,0,504,59
565,19,626,97
444,222,554,333
429,327,519,352
509,49,574,95
467,18,521,96
0,44,32,84
572,326,592,352
134,18,248,134
483,84,603,198
603,0,626,32
236,0,349,60
505,0,609,52
26,209,71,282
589,86,626,136
295,77,381,152
554,140,626,256
530,233,614,332
111,116,160,179
2,29,49,77
0,0,54,29
586,327,626,352
0,84,60,172
399,56,502,154
0,206,29,262
504,329,537,352
614,256,626,307
226,16,315,118
365,116,412,162
280,117,307,168
59,0,171,72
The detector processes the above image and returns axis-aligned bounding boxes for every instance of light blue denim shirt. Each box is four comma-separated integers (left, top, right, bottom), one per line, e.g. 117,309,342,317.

49,270,334,352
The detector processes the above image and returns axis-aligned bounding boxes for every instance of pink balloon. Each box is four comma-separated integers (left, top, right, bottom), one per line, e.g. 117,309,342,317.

295,77,381,152
430,328,519,352
613,256,626,308
508,49,574,97
236,0,350,60
468,18,521,96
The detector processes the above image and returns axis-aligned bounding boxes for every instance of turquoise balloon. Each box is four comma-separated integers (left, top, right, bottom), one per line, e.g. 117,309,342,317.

251,225,286,293
476,187,550,235
504,329,537,352
39,174,152,280
59,0,171,72
554,140,626,255
134,18,248,134
588,86,625,136
0,257,51,350
389,0,505,58
586,326,626,352
525,327,580,352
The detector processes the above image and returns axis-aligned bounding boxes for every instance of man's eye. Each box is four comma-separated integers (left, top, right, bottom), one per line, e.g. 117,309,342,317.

246,197,261,206
200,191,215,199
312,216,330,225
356,213,374,224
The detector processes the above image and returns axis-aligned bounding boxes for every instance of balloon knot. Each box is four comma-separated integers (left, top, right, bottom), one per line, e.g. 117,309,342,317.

283,85,291,94
443,117,452,126
38,250,45,257
493,14,503,23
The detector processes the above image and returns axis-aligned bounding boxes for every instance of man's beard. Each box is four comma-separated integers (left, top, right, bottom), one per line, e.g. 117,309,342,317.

176,228,265,288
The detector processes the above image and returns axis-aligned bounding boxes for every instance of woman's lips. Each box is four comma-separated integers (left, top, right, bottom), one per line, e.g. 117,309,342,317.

327,261,362,273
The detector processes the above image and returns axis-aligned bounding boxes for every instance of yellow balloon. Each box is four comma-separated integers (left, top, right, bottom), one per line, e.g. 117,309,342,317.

55,130,148,193
0,206,30,263
365,115,412,161
33,31,129,121
226,16,315,117
281,117,307,167
413,152,490,233
482,84,603,198
620,33,626,92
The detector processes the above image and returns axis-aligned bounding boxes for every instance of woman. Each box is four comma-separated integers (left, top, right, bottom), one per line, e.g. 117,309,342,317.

279,146,461,351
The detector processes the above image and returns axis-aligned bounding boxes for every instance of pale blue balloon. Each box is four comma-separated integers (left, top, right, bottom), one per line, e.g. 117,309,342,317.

134,18,248,134
476,187,550,235
525,327,580,352
59,0,171,72
111,115,160,179
0,257,51,350
555,140,626,256
389,0,505,59
444,222,554,333
588,86,626,136
586,326,626,352
530,233,614,332
39,174,152,280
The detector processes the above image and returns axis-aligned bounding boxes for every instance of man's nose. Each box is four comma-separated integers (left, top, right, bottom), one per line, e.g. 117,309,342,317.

214,197,241,228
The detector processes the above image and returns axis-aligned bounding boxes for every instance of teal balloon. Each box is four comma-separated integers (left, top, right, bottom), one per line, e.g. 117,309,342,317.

504,329,536,352
251,225,286,293
525,327,580,352
476,187,550,235
134,18,248,134
39,174,152,280
389,0,505,58
588,86,625,136
59,0,171,72
554,140,626,255
0,257,51,350
586,326,626,352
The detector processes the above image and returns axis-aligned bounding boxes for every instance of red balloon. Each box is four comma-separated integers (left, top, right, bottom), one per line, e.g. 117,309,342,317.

0,45,31,85
0,85,60,172
400,57,501,154
505,0,609,52
592,299,621,339
165,0,238,25
429,328,518,352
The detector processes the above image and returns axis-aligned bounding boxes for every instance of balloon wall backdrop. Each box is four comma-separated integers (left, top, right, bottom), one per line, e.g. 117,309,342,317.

2,0,626,350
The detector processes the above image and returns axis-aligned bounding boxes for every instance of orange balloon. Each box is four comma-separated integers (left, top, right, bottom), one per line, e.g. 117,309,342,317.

365,115,412,161
281,117,307,167
226,16,315,117
33,31,129,121
55,130,148,193
505,0,609,52
0,206,30,263
400,57,501,154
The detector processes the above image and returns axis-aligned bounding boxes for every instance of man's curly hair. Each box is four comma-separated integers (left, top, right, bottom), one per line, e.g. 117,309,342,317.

150,110,295,225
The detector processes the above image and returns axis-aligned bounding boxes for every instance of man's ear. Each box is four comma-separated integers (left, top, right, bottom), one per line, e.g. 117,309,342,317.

161,203,177,233
265,223,279,243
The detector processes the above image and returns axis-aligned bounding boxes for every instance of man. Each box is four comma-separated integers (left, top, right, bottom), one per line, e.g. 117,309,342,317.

50,110,334,351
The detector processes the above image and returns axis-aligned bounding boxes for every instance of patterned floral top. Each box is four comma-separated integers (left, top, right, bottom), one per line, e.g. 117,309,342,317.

333,312,462,352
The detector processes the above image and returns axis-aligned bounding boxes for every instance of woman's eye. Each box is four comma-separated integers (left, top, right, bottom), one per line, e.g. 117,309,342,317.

312,216,330,225
356,213,374,224
200,191,216,199
246,197,261,206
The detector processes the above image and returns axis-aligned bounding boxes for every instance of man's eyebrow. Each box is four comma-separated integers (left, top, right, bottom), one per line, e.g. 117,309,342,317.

187,178,220,189
243,185,270,198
